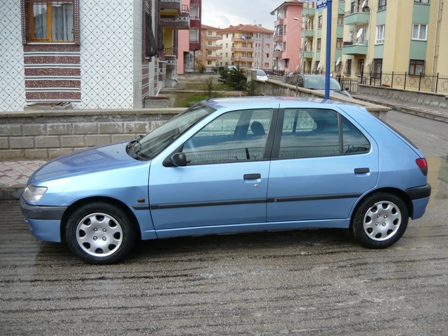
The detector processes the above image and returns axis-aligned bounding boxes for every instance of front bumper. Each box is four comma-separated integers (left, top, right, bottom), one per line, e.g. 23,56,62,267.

20,196,67,242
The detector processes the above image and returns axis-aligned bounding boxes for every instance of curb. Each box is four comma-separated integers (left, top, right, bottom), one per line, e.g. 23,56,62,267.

0,187,24,201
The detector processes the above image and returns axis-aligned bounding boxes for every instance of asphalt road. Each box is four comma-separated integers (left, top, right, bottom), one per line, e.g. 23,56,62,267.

1,111,447,335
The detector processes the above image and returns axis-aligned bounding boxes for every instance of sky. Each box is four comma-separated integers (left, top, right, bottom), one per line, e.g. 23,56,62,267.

201,0,280,30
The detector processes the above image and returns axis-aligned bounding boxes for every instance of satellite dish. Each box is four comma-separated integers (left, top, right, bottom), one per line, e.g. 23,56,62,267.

317,62,321,70
365,59,370,67
356,28,363,39
336,57,341,66
362,0,367,8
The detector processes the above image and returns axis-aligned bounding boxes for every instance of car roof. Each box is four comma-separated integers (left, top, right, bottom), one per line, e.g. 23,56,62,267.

204,96,356,110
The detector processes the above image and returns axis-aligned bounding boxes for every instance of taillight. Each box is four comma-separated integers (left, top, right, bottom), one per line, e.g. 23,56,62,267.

416,158,428,176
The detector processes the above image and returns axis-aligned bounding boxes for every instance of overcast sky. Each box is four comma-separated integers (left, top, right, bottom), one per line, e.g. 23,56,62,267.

201,0,279,30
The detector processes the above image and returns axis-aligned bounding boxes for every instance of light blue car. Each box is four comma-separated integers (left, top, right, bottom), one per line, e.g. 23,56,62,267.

20,97,431,264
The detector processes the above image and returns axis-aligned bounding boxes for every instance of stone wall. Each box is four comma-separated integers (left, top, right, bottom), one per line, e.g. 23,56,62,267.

0,109,183,160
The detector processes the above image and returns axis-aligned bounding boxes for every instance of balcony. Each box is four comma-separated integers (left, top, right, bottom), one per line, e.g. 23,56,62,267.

301,29,314,38
274,18,284,26
204,35,222,41
344,8,370,26
231,56,253,62
160,0,182,15
232,35,252,43
342,41,368,55
303,51,313,59
302,8,315,17
274,35,284,43
160,13,190,30
274,50,282,58
204,55,221,61
205,45,222,51
232,47,253,52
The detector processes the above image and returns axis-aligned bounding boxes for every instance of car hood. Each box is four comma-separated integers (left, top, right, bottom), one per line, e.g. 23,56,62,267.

28,142,144,185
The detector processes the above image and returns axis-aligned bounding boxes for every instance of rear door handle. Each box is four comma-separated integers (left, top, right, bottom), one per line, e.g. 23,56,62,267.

354,168,370,174
244,173,261,180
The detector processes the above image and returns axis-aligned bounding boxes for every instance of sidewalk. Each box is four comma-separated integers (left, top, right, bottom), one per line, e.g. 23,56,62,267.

1,97,447,200
0,160,46,200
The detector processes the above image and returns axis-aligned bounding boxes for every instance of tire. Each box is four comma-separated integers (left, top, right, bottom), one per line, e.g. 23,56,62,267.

352,192,409,249
65,202,136,264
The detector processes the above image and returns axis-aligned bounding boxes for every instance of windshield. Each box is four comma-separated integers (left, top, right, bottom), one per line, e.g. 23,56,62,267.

128,103,215,160
304,77,342,90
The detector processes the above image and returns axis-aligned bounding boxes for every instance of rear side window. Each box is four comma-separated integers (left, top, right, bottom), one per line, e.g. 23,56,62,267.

278,108,370,159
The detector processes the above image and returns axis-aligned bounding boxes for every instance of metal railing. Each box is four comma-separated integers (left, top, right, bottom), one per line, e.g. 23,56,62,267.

359,72,448,94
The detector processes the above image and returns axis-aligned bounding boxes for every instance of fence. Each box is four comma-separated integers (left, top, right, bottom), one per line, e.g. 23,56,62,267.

349,72,448,94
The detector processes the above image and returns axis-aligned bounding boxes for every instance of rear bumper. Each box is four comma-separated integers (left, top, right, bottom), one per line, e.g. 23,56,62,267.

406,184,431,220
406,184,431,200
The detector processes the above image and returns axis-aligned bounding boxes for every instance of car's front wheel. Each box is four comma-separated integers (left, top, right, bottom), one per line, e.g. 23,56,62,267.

65,202,136,264
352,192,409,249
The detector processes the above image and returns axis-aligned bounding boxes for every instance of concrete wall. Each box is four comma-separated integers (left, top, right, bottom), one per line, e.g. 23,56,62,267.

357,85,448,110
0,109,183,160
256,79,390,119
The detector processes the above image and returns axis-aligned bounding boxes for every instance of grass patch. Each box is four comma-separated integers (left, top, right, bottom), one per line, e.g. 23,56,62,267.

174,92,237,107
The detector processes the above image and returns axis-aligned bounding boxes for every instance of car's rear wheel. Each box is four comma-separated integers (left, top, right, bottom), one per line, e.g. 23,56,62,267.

352,192,408,249
65,202,136,264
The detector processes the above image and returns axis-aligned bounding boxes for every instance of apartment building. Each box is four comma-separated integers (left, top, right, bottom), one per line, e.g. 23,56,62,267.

218,24,274,71
300,0,447,80
195,24,223,72
177,0,202,74
270,1,303,74
0,0,201,112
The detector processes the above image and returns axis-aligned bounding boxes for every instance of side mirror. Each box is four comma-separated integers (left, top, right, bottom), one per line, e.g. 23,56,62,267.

170,152,187,167
345,87,350,91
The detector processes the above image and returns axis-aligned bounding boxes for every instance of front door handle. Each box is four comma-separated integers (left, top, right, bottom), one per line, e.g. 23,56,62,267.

354,168,370,174
244,173,261,180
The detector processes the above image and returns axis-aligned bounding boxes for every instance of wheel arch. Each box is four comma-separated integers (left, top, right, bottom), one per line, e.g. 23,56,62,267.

350,187,413,229
60,197,141,241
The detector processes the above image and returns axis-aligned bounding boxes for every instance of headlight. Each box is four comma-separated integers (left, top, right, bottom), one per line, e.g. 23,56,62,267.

23,186,48,202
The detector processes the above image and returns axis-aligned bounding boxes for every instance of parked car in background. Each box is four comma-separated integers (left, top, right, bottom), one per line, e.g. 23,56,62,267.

287,74,352,98
20,97,431,264
250,69,269,81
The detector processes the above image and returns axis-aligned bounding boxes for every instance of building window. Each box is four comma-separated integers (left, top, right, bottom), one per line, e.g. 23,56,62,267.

317,38,321,51
318,16,323,28
409,60,425,75
372,58,383,77
345,59,352,76
190,4,200,19
378,0,387,11
414,0,429,3
336,38,343,49
26,0,76,43
375,25,385,44
338,14,344,25
412,24,428,40
190,28,199,43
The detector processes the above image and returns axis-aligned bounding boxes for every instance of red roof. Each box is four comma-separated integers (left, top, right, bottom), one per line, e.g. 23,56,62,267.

219,24,274,34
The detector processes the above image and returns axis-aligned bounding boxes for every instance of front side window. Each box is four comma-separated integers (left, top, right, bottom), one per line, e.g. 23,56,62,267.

27,1,75,42
412,24,428,40
131,104,214,160
182,109,273,165
278,109,370,159
375,25,385,44
378,0,387,11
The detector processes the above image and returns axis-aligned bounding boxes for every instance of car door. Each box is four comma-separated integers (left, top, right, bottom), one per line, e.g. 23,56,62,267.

149,108,275,238
267,107,379,226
